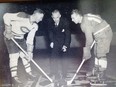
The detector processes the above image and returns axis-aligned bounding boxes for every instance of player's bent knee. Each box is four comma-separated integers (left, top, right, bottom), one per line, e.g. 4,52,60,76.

19,51,25,59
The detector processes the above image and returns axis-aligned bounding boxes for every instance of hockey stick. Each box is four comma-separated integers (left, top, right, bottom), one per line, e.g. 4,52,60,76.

67,41,95,85
11,38,53,83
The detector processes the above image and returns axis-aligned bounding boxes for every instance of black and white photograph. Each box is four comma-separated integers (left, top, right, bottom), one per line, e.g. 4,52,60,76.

0,0,116,87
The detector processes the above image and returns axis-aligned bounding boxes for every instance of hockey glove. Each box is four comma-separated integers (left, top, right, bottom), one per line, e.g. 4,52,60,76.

4,25,14,40
27,52,33,62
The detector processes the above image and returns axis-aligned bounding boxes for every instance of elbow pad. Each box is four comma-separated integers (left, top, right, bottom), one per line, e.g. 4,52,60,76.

5,25,12,34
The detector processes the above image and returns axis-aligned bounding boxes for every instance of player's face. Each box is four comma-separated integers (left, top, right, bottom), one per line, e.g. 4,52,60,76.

52,12,61,23
71,13,80,24
35,13,44,23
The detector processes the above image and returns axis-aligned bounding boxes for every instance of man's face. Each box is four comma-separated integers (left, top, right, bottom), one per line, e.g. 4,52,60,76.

52,12,61,23
34,13,44,23
71,13,80,24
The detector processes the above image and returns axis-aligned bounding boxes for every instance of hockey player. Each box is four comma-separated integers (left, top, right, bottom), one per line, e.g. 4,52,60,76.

71,9,113,81
3,9,44,86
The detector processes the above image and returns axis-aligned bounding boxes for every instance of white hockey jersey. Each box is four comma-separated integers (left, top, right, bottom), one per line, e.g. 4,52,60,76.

3,12,38,45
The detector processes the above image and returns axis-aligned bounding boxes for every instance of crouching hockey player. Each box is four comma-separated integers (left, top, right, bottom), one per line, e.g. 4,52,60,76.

3,9,44,86
71,9,113,84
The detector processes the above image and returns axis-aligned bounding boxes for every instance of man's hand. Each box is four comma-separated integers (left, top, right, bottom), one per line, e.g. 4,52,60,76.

62,45,67,52
50,42,54,48
4,25,14,40
27,52,33,62
83,47,91,61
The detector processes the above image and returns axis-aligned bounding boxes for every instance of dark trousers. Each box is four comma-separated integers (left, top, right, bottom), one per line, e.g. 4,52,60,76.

50,45,68,80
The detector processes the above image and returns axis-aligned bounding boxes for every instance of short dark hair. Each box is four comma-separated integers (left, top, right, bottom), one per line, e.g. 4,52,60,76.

33,8,44,14
52,9,60,14
71,9,81,15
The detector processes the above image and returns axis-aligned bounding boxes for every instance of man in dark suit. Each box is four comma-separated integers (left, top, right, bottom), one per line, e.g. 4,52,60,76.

48,10,71,86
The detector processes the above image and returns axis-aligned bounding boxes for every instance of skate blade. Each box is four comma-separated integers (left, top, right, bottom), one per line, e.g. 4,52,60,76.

1,84,12,87
90,82,107,86
87,76,98,80
70,80,90,86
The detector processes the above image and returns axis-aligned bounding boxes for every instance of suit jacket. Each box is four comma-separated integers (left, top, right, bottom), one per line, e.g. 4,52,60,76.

48,17,71,48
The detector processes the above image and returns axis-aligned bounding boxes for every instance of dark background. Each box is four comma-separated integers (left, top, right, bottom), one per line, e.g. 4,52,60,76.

0,0,116,86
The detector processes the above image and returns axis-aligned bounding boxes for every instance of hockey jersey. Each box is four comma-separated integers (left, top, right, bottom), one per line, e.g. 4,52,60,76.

81,13,112,47
3,12,38,45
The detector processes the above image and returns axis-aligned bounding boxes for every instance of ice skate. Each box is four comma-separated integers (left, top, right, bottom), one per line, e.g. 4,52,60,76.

88,67,107,86
26,72,37,81
12,77,23,87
